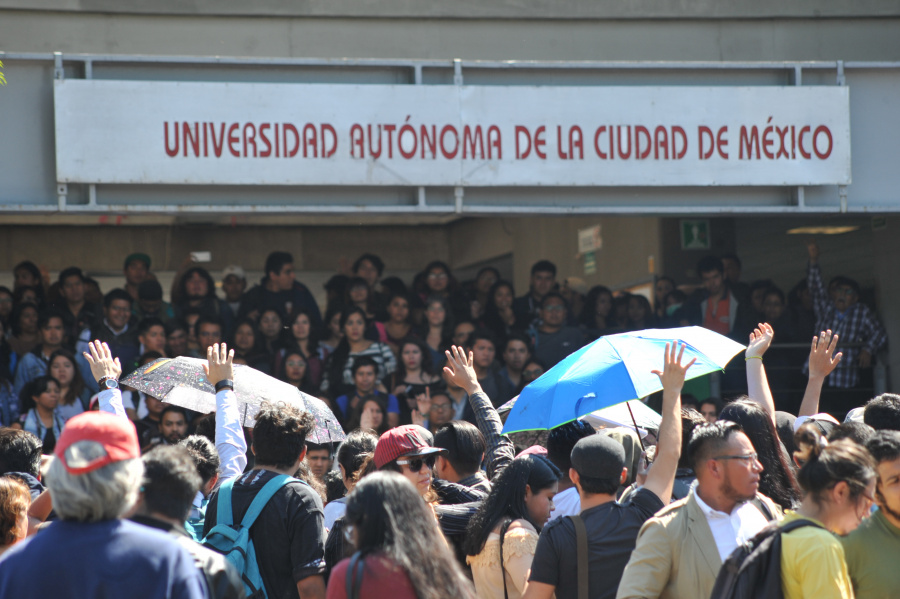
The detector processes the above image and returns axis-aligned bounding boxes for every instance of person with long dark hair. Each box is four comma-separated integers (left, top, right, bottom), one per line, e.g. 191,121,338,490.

625,294,656,331
48,349,90,421
171,266,234,336
778,424,875,598
719,398,801,511
345,396,390,437
229,317,270,372
324,429,378,530
277,308,326,388
256,307,284,364
464,455,561,599
327,471,477,599
376,293,414,355
15,375,65,455
277,348,320,397
322,307,396,399
415,261,469,325
482,280,519,340
468,266,501,322
320,307,344,355
344,276,378,323
417,296,454,370
7,303,40,358
387,338,443,425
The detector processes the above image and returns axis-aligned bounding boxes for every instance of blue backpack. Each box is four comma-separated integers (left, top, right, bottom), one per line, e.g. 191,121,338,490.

202,474,293,599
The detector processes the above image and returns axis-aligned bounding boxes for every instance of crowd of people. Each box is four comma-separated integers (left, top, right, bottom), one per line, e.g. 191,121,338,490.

0,243,895,599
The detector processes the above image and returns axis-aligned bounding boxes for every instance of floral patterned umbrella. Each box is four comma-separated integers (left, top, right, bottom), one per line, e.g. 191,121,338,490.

121,357,345,444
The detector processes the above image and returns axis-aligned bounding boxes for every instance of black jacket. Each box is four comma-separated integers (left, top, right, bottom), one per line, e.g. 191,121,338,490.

130,514,246,599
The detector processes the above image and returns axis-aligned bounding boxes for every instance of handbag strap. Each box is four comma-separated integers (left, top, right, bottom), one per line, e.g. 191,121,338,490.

568,515,589,599
498,519,513,599
346,551,365,599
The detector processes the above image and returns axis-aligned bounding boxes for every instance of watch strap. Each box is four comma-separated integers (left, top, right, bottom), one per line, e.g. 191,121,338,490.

215,379,234,392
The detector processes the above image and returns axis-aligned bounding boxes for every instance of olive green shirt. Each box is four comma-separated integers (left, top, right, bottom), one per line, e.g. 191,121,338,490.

841,509,900,599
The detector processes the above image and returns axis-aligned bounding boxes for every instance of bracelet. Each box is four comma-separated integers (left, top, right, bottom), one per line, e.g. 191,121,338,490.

745,356,763,361
215,379,234,392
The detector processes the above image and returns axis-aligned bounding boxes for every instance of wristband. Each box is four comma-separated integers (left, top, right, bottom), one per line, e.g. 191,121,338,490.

215,379,234,392
745,356,763,361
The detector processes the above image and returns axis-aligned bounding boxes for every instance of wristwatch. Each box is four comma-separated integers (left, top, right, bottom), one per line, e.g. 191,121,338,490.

98,377,119,390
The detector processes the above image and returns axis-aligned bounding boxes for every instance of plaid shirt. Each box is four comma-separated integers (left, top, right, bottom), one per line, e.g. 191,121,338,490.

808,262,887,388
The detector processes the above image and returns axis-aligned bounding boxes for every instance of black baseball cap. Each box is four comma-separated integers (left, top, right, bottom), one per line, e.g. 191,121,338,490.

570,434,626,479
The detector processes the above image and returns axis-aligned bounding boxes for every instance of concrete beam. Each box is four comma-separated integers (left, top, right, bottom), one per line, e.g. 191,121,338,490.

1,0,898,20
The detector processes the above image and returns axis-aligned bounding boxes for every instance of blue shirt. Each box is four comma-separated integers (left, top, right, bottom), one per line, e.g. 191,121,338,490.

13,351,48,396
334,390,399,420
0,519,206,599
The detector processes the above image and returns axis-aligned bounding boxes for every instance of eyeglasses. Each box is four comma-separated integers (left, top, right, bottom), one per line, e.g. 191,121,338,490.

712,452,759,464
428,273,448,280
430,403,452,412
542,305,566,313
396,454,436,473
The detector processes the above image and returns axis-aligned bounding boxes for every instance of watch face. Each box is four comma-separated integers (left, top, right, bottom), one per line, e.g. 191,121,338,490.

104,379,118,389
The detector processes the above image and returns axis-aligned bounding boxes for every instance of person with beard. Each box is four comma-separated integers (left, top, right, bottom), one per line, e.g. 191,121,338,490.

156,405,189,447
617,420,782,599
841,431,900,598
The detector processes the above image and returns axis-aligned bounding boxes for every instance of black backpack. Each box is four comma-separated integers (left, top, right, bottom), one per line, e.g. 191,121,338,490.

709,518,823,599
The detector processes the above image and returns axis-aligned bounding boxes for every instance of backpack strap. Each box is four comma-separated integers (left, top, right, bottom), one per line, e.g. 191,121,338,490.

216,476,237,526
346,551,365,599
780,518,824,534
239,474,293,529
568,515,589,599
749,496,775,522
498,519,513,599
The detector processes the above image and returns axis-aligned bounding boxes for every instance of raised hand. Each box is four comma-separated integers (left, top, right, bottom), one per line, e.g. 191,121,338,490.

410,408,427,428
360,406,378,431
651,342,696,395
204,342,235,386
807,240,820,263
82,341,122,383
415,386,432,416
746,323,775,359
808,330,843,379
443,345,481,395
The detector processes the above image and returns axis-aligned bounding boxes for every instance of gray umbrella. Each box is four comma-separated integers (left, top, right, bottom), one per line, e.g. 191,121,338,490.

121,357,345,444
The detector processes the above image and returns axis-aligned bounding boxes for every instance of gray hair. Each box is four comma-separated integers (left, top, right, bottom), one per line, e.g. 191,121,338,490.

44,441,143,522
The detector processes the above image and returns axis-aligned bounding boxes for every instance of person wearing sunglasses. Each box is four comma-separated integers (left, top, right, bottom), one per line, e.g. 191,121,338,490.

373,424,484,549
776,424,876,599
374,425,447,502
327,471,477,599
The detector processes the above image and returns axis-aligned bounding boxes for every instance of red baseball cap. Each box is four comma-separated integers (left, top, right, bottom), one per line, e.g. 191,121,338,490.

374,425,447,469
54,412,141,475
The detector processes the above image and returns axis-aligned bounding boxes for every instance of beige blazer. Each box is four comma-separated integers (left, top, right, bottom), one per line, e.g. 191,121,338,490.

616,490,780,599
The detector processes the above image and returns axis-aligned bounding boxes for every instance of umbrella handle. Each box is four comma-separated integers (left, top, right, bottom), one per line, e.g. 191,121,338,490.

626,401,646,453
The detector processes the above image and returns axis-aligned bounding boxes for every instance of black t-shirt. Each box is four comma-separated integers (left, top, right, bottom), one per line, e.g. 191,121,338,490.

529,487,664,599
203,469,326,599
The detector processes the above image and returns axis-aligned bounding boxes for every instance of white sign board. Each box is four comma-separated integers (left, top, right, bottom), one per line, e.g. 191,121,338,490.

54,80,851,186
578,225,602,253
